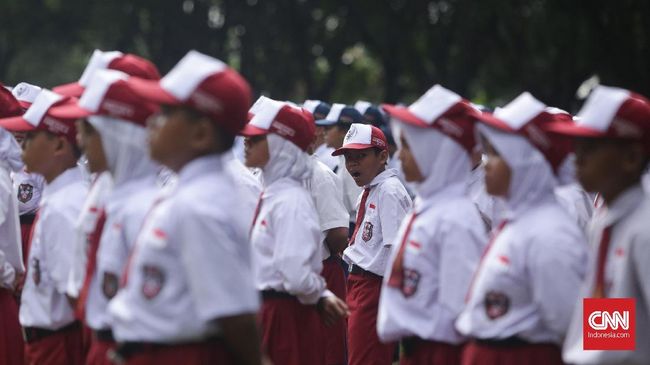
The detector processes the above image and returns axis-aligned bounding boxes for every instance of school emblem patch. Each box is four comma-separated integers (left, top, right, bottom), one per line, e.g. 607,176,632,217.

401,269,421,298
17,183,33,203
32,258,41,286
141,265,165,300
102,272,119,299
484,291,510,320
362,221,373,242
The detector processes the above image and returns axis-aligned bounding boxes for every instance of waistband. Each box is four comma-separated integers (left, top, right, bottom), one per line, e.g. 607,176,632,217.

110,336,224,363
401,336,464,357
94,328,115,342
22,321,81,344
349,264,382,280
260,289,296,301
473,336,548,348
20,213,36,225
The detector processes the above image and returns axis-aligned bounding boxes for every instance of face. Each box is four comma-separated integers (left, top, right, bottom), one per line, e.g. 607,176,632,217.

398,133,424,182
314,126,326,147
344,148,388,187
244,135,270,168
12,132,26,146
147,106,203,172
324,125,347,149
76,119,107,174
481,135,511,197
21,130,58,176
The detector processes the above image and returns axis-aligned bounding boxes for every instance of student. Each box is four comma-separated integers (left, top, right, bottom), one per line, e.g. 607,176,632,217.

0,86,26,365
332,123,412,365
456,92,589,365
106,50,263,365
53,49,160,98
49,68,162,365
304,100,337,171
548,86,650,365
242,96,349,365
0,89,89,365
318,104,364,232
377,85,488,365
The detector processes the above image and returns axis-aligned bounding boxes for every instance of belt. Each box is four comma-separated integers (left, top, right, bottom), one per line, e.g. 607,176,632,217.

94,328,115,342
260,289,295,301
474,336,532,347
349,264,382,279
110,336,223,363
20,213,36,225
22,321,81,344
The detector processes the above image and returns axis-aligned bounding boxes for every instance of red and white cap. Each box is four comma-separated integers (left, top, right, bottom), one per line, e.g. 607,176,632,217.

53,50,161,97
241,96,315,151
0,84,23,118
126,50,251,135
331,123,388,156
547,85,650,142
11,82,42,109
49,69,158,126
0,90,78,144
474,92,574,173
382,84,479,153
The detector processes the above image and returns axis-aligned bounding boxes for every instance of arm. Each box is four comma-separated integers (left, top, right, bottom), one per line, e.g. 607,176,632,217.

324,227,349,254
379,190,412,246
216,314,263,365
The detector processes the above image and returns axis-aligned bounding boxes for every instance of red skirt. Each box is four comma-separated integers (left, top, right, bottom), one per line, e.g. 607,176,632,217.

122,338,234,365
86,337,116,365
321,256,347,365
259,294,324,365
0,289,23,365
461,340,563,365
346,272,395,365
24,323,84,365
400,339,463,365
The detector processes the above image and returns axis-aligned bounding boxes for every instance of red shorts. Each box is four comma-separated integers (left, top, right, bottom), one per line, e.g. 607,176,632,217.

0,289,23,365
321,256,347,365
461,339,563,365
400,338,463,365
346,271,395,365
260,292,324,365
118,338,234,365
23,322,84,365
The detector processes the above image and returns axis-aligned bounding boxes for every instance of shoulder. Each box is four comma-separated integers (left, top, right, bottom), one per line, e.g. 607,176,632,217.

377,176,411,208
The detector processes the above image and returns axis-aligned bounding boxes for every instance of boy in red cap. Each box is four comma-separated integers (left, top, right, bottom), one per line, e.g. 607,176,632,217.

550,86,650,365
242,96,349,365
0,89,89,365
107,50,263,365
332,123,412,365
0,86,27,365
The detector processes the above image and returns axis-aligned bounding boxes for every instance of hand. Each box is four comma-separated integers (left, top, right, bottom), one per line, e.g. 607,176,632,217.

12,271,25,293
262,355,274,365
317,296,350,327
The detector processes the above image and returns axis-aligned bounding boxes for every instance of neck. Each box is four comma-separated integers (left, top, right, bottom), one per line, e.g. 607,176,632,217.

601,179,639,205
44,163,75,184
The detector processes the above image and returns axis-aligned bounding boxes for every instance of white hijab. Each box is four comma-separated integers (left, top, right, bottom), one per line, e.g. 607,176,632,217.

393,120,471,199
262,134,312,186
477,123,556,219
88,115,158,186
0,127,23,172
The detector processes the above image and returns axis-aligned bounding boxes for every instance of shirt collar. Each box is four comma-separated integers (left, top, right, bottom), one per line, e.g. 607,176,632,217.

366,168,398,189
44,166,83,196
603,184,646,226
177,154,225,184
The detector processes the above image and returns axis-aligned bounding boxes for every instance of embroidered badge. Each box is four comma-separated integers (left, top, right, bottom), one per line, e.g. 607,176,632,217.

362,221,373,242
17,183,34,203
102,272,119,299
141,265,165,300
32,258,41,286
401,269,421,298
484,291,510,320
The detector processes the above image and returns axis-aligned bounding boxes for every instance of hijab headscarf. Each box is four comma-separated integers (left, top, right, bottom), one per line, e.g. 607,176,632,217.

262,133,312,185
0,127,23,172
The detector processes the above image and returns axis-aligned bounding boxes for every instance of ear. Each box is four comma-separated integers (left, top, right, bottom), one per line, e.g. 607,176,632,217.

621,142,646,175
379,149,389,164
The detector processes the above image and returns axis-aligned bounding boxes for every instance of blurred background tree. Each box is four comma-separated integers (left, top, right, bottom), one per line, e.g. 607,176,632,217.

0,0,648,111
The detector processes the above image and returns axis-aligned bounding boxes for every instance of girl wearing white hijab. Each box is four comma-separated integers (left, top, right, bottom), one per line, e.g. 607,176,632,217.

456,93,588,365
378,85,488,365
242,97,348,365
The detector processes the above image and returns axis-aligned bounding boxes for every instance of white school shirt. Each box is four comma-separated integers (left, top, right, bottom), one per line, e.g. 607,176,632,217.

456,197,588,345
0,162,23,288
468,164,500,230
563,185,650,365
109,155,259,343
20,166,88,329
86,176,158,331
304,158,350,260
251,176,332,305
555,183,594,234
11,168,45,216
343,168,412,276
226,155,262,227
336,155,363,223
314,143,338,171
67,171,113,298
378,182,487,344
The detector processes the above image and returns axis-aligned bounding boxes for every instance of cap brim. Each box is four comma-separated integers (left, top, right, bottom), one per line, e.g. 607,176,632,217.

48,103,92,120
474,112,514,132
0,116,37,132
126,77,180,105
381,104,429,128
315,119,337,126
52,82,85,98
239,124,269,137
545,122,605,138
331,143,377,156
